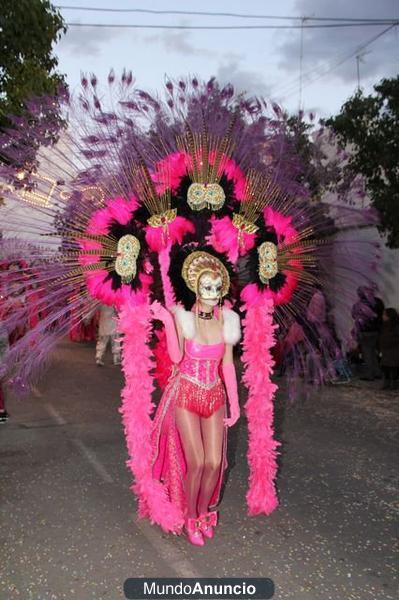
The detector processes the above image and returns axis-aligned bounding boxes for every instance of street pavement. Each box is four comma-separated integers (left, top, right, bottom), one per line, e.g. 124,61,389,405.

1,339,398,599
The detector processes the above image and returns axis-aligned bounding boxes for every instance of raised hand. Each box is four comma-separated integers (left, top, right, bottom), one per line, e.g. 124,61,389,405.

150,300,170,323
150,301,182,364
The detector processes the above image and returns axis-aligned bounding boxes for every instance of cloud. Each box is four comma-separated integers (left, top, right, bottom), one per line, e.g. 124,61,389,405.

277,0,399,85
57,23,123,57
215,59,272,97
145,30,213,58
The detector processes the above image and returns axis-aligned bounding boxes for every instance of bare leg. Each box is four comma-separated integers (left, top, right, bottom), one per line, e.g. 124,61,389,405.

175,407,204,518
197,406,224,515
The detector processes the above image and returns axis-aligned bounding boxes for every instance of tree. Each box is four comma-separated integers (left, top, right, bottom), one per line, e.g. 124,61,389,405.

326,76,399,248
0,0,66,129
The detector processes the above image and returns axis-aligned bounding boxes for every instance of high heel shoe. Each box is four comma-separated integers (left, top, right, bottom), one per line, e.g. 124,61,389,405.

185,518,205,546
198,511,218,539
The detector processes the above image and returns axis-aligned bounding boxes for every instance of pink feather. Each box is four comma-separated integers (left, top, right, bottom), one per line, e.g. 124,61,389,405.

263,206,297,243
86,196,138,235
241,294,280,515
119,299,184,532
207,215,256,263
84,270,151,309
158,245,176,307
78,239,102,266
78,194,146,306
153,152,188,193
145,216,194,252
223,157,246,200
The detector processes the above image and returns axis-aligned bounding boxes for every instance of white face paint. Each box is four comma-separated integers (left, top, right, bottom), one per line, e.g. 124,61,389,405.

198,273,223,307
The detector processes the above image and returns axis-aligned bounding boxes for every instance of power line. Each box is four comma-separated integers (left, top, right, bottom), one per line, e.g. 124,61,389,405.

56,6,399,23
277,24,395,99
65,21,399,30
273,26,388,98
278,23,397,101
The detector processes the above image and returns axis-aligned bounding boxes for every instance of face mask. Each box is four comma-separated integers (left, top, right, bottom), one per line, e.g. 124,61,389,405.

198,274,222,306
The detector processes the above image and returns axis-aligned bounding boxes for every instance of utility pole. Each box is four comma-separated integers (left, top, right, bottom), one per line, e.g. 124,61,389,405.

355,50,371,92
356,54,361,92
299,16,305,111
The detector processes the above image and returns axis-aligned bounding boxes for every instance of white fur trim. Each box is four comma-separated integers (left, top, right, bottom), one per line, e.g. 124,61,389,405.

222,308,241,345
172,305,196,339
172,305,241,345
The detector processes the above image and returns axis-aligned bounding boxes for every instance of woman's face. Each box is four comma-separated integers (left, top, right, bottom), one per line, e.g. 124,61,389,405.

198,272,222,307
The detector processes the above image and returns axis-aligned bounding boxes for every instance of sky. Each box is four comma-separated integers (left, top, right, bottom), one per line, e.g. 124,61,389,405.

53,0,399,120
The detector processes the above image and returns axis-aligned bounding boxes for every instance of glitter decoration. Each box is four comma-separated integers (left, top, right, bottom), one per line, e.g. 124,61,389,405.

115,234,141,284
258,241,278,283
187,182,226,211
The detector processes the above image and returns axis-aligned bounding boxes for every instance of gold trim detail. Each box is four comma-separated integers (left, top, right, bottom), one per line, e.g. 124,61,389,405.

147,208,177,228
182,251,230,297
232,213,259,235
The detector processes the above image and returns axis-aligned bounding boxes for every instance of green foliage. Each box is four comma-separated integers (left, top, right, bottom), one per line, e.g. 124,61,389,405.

285,115,321,196
285,115,341,199
0,0,66,126
326,76,399,248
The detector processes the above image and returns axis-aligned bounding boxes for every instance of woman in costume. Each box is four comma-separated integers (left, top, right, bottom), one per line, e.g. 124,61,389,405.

150,249,240,545
0,74,380,544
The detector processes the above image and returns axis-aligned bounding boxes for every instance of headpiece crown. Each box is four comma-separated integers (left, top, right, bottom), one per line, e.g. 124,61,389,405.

181,251,230,296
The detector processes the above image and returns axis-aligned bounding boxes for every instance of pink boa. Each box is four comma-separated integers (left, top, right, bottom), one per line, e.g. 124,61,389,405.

241,293,280,515
158,245,176,308
118,297,183,532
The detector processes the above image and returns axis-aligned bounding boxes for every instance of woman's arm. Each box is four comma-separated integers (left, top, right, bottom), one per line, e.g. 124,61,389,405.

222,343,240,427
150,301,183,364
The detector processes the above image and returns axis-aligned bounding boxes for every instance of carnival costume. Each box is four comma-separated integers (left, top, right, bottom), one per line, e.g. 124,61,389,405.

0,74,380,539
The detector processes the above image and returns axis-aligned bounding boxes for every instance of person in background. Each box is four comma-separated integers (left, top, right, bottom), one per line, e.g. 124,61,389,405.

379,308,399,391
95,304,121,366
352,286,384,381
70,307,99,343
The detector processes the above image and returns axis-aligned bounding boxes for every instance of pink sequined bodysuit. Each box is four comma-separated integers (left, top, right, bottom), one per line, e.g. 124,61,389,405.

175,340,226,418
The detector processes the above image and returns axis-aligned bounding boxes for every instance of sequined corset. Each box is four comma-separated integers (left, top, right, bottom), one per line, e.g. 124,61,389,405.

179,340,225,388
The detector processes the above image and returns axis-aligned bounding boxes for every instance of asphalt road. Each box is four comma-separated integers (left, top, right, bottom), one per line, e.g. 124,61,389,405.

1,339,398,599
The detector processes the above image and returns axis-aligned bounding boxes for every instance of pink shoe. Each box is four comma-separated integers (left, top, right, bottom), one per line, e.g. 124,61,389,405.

199,511,218,539
185,518,205,546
